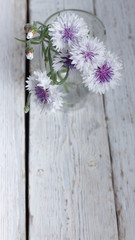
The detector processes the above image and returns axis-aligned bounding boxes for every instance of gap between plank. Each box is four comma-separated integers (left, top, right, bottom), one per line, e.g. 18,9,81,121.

93,0,120,239
25,0,30,239
102,96,120,240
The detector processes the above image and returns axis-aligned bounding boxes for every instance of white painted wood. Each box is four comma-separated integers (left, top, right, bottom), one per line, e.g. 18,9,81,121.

29,0,118,239
0,1,26,239
95,0,135,239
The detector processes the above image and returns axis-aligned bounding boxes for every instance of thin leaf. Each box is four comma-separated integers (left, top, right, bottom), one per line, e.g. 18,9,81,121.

41,42,43,57
50,71,57,85
47,71,51,77
36,21,47,27
30,42,41,45
31,41,40,45
50,47,59,54
45,46,48,55
15,37,27,43
42,41,47,59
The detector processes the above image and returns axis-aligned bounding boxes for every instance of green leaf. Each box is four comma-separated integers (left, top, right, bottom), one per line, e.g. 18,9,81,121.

15,37,27,43
50,47,59,54
42,41,47,59
35,21,47,27
41,41,44,57
47,71,51,77
45,46,48,55
42,41,46,52
30,41,40,45
44,39,49,44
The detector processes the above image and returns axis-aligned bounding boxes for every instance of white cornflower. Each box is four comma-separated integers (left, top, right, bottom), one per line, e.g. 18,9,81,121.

82,51,123,94
70,37,105,74
26,71,64,112
49,12,89,51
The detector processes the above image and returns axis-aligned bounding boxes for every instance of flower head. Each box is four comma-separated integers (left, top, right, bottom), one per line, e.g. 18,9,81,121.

53,50,75,71
25,47,34,60
49,12,89,50
70,37,105,74
26,71,64,112
53,50,80,80
82,51,122,94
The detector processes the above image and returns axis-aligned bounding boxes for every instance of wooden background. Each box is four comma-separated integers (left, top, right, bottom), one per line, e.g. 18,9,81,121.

0,0,135,239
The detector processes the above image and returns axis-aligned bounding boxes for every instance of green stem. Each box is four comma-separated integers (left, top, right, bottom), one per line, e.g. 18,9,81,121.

48,47,53,72
56,69,69,85
34,21,46,27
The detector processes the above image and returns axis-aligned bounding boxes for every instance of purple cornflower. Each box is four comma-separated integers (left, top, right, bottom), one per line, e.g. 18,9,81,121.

70,37,105,73
95,63,114,83
26,71,64,112
63,55,75,69
82,49,98,62
82,51,122,94
53,50,75,71
35,86,50,103
63,27,76,42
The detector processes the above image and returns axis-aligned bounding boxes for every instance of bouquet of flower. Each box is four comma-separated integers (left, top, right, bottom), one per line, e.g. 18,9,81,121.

16,11,122,113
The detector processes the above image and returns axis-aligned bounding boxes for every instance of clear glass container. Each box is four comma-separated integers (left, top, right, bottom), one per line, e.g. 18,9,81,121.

40,9,106,111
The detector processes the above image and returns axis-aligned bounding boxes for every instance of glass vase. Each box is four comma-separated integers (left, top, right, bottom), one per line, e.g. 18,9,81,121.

39,9,106,111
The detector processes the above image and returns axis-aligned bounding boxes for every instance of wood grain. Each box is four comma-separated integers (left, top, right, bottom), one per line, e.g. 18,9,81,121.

95,0,135,239
29,0,118,239
0,0,26,239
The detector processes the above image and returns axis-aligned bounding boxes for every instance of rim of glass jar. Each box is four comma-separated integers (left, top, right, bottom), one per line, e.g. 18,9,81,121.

44,9,106,35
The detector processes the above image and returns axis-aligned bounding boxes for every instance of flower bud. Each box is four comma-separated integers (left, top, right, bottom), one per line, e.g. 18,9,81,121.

24,23,32,33
27,26,37,39
25,47,34,60
24,105,30,113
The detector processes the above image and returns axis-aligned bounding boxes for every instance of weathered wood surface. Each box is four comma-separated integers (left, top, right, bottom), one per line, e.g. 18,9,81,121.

29,0,119,239
1,0,134,239
95,0,135,239
0,0,26,239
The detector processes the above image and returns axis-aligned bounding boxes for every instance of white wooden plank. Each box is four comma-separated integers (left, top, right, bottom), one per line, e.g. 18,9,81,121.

0,1,26,239
29,1,118,239
95,0,135,239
